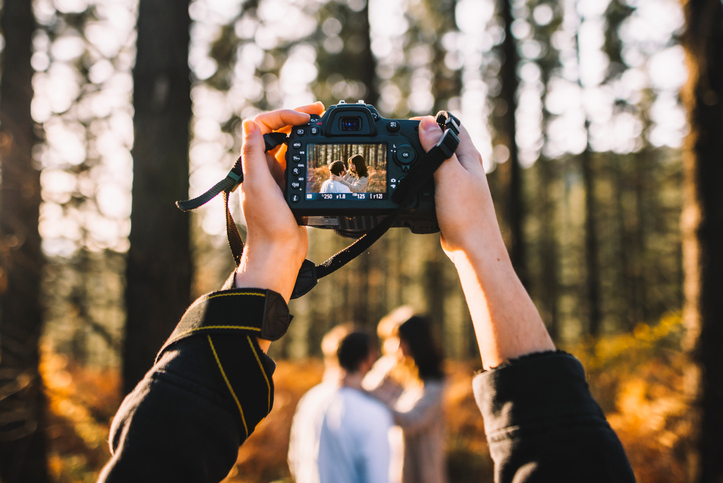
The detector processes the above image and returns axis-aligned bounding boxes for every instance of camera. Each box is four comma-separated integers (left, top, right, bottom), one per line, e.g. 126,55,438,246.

284,101,438,237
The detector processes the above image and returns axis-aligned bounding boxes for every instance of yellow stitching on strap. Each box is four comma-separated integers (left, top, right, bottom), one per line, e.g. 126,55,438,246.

186,291,265,312
207,335,249,439
160,326,262,357
171,325,260,341
247,336,271,413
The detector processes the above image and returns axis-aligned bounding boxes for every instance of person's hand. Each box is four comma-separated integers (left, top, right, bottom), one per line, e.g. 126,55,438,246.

417,116,554,368
234,102,325,303
416,117,508,263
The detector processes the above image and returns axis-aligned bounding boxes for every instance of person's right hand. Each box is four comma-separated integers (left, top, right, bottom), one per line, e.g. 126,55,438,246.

416,117,508,263
234,102,325,303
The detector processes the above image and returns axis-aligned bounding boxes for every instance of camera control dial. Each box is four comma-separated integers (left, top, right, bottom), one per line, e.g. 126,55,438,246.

394,145,417,165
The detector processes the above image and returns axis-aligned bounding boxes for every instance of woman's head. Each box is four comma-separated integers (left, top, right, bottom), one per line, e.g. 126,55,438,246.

348,154,368,178
397,315,444,381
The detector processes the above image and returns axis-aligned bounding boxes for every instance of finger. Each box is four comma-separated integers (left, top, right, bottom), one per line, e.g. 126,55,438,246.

455,124,485,172
294,101,325,116
254,109,312,134
241,119,277,191
418,116,444,152
418,116,484,173
268,148,286,188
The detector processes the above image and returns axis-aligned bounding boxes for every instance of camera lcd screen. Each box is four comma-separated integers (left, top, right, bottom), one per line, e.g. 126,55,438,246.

305,143,387,201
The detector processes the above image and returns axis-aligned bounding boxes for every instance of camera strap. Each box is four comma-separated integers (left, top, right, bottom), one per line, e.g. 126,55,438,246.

176,111,460,299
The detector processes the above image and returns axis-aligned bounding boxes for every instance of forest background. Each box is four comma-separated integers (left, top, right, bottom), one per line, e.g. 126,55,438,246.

1,0,722,481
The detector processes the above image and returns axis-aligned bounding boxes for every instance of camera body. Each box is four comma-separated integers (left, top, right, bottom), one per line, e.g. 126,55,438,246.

284,101,438,236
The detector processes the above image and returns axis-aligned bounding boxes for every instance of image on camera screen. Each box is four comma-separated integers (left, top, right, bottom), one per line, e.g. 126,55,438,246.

305,143,387,201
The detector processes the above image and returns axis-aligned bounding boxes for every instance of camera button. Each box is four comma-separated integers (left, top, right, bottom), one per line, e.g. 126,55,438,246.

387,121,400,132
295,127,306,136
291,181,303,191
292,141,302,150
310,126,320,135
395,145,416,164
292,167,304,177
291,194,301,203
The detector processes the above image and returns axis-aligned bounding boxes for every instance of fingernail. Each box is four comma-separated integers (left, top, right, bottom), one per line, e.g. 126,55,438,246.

421,116,439,133
243,119,256,137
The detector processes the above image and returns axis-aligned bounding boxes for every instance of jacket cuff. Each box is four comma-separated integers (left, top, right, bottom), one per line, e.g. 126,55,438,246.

156,288,292,362
472,351,607,441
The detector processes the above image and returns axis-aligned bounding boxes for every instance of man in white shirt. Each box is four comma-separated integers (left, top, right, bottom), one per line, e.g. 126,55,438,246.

320,161,352,194
288,324,353,483
318,331,400,483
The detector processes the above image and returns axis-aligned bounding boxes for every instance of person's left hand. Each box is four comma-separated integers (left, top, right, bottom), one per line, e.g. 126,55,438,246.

234,102,325,303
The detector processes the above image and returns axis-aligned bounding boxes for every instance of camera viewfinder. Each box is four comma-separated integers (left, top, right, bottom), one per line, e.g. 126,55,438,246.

340,117,362,132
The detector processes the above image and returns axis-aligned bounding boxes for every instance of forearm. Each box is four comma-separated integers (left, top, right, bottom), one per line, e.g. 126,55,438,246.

450,247,554,369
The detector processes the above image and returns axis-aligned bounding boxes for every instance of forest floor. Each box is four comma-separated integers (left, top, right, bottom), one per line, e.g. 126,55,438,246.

42,313,688,483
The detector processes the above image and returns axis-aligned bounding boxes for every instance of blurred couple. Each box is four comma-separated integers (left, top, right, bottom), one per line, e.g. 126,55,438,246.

319,154,370,194
288,306,447,483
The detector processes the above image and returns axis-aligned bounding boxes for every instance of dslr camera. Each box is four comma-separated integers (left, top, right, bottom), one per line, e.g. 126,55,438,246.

284,101,438,237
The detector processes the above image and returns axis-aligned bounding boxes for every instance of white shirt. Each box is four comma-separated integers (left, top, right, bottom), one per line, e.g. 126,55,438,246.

288,381,337,483
318,387,398,483
320,178,352,193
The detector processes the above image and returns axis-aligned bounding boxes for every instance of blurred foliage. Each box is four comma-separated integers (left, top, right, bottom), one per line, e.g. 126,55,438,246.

41,314,691,482
570,313,688,483
40,345,119,483
18,0,696,480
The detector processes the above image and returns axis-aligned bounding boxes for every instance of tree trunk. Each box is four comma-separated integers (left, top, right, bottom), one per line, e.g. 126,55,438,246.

0,0,49,481
680,0,723,481
430,0,461,112
499,0,527,287
123,0,193,395
536,159,560,341
581,147,602,336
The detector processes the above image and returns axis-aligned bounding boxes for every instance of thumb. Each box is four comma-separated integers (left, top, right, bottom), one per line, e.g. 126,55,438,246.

418,116,444,152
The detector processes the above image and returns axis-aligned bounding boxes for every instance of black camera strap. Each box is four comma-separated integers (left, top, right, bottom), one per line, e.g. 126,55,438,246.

176,111,460,299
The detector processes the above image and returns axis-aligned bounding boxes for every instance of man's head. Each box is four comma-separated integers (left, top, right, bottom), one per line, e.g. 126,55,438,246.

321,323,354,367
329,160,346,176
337,331,378,375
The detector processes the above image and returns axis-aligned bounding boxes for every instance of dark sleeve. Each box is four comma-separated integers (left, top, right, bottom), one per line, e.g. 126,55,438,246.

472,351,636,483
98,288,291,483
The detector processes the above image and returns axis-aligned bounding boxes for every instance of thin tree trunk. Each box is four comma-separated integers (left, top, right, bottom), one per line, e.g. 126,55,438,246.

499,0,527,287
680,0,723,481
537,159,560,341
575,8,603,336
424,241,446,329
612,157,637,331
581,147,602,336
346,3,377,327
123,0,193,395
0,0,49,480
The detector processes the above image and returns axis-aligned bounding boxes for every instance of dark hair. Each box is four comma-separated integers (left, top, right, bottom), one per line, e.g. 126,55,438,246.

337,331,372,372
398,316,444,381
329,160,345,176
348,154,368,178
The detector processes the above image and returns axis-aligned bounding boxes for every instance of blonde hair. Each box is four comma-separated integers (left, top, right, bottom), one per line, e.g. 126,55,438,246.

377,305,415,340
